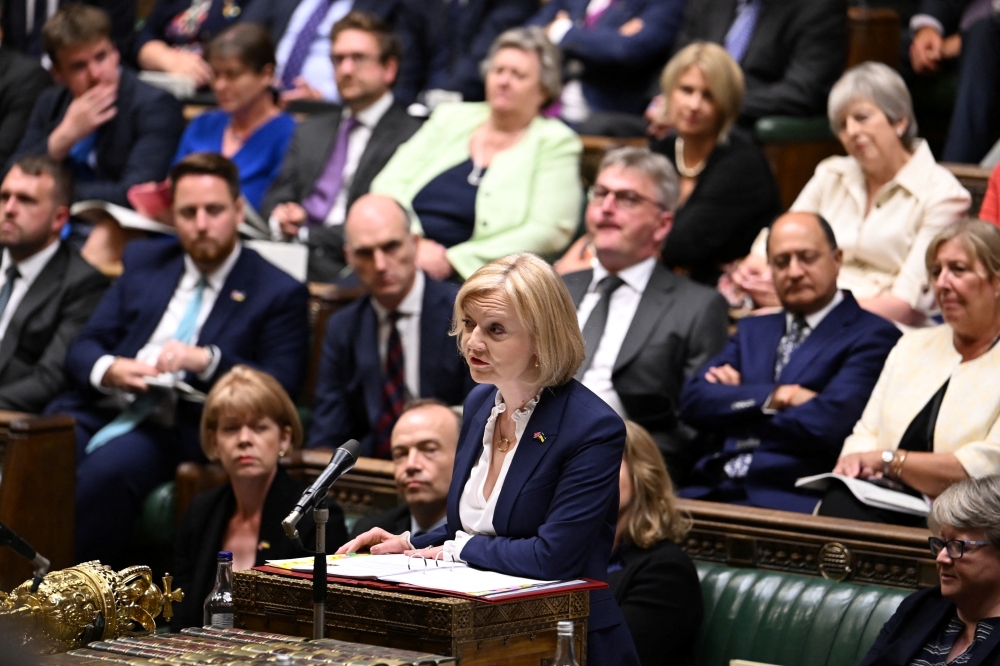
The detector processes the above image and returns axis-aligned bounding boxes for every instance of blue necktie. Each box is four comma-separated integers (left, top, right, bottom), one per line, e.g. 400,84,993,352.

86,277,208,455
724,0,761,63
0,265,21,320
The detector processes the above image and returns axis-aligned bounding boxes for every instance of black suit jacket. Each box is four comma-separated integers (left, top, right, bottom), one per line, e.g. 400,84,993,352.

675,0,848,119
170,468,349,630
0,243,109,412
307,274,474,455
241,0,402,46
861,587,1000,666
261,101,422,219
609,539,703,666
917,0,982,34
349,503,410,539
9,67,184,205
563,263,729,478
0,47,51,170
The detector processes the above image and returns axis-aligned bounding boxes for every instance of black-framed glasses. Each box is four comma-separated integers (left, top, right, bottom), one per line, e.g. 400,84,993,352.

928,536,990,559
587,186,665,210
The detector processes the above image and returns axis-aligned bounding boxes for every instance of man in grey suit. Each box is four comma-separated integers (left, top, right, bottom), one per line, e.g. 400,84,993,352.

563,147,729,482
0,155,108,412
263,11,422,283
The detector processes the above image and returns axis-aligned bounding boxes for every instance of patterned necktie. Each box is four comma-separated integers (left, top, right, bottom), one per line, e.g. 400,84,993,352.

86,276,208,455
724,0,761,63
0,265,21,320
301,116,360,225
773,314,809,381
280,0,334,89
576,275,625,380
374,311,408,459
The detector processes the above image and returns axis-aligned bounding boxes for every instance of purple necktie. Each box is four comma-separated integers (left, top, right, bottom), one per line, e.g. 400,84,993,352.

584,1,613,29
724,0,761,63
302,116,360,225
280,0,333,89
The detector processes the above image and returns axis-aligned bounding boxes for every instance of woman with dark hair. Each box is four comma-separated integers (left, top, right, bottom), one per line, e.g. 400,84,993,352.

170,365,347,630
612,421,702,666
172,23,295,211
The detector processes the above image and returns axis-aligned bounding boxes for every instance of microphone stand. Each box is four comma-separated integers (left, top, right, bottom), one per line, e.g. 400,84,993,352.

312,498,328,640
0,521,50,592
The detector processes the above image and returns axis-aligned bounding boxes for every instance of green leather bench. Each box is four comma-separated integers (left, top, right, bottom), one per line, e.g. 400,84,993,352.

695,562,909,666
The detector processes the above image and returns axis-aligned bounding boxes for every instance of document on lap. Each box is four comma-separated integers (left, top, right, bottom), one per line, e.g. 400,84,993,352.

795,473,932,516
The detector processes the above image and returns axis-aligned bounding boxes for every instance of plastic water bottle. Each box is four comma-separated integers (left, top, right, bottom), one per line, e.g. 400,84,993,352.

203,551,235,628
553,620,579,666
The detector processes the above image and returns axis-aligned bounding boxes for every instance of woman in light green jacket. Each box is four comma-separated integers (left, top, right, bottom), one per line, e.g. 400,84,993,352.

371,27,582,280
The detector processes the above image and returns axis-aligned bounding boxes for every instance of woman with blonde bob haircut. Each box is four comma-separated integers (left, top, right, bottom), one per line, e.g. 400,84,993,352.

341,253,642,664
611,421,701,666
172,366,347,630
640,42,782,286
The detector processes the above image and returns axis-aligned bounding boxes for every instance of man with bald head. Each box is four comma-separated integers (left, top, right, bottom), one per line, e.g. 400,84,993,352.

307,194,472,455
350,399,459,538
678,212,903,513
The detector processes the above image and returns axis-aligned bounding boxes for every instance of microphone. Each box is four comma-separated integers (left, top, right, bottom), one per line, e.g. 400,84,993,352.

282,439,360,540
0,521,50,591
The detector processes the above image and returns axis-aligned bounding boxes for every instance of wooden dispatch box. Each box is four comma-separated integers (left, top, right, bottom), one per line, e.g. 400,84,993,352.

234,570,589,665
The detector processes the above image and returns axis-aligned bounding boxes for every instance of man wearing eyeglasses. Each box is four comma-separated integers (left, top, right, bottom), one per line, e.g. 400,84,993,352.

562,146,729,484
262,11,422,282
678,211,901,513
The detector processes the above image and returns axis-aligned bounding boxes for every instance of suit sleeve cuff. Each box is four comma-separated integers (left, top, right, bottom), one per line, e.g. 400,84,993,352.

90,354,117,393
196,345,221,382
910,14,944,36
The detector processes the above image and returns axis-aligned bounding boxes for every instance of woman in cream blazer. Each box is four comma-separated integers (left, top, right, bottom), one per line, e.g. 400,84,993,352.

835,221,1000,499
371,29,581,280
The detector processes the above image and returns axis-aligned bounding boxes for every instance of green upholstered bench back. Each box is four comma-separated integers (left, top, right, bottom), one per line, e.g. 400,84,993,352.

695,562,909,666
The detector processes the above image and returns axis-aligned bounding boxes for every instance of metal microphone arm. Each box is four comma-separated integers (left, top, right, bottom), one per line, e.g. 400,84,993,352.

282,439,360,540
0,521,50,591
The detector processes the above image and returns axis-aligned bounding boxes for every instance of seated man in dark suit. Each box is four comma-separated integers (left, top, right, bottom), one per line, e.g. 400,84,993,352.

679,212,902,513
263,11,422,283
0,9,51,169
671,0,847,122
350,398,459,539
308,193,473,456
0,155,108,412
7,4,184,206
562,147,729,483
46,153,310,568
242,0,401,104
393,0,538,107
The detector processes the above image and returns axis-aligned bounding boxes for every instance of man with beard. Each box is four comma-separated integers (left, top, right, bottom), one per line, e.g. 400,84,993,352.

47,153,309,568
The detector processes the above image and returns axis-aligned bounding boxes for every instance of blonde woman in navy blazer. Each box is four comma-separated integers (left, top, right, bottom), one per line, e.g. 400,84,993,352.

341,253,640,665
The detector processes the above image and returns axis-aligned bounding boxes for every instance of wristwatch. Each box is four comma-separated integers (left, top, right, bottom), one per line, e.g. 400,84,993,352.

881,450,895,478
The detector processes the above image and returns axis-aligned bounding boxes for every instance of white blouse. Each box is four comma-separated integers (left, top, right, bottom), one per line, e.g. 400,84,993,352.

446,390,540,560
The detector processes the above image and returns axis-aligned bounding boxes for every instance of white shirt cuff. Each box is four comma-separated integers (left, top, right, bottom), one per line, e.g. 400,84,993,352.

547,17,573,44
443,530,473,563
910,14,944,36
90,354,118,393
196,345,221,381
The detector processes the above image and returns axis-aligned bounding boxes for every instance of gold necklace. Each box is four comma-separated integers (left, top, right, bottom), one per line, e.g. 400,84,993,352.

494,417,513,453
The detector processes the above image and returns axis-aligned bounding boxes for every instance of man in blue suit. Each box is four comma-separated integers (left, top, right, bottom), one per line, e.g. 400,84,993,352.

47,153,310,567
307,193,473,456
679,212,902,513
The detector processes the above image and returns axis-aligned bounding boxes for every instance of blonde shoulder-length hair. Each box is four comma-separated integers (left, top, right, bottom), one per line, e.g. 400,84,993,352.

620,421,691,549
660,41,745,142
452,253,585,388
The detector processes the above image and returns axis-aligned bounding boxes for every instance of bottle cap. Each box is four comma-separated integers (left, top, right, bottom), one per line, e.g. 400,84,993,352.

557,620,573,634
217,551,233,562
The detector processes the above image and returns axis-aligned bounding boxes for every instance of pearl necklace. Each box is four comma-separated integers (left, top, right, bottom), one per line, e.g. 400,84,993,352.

674,136,707,178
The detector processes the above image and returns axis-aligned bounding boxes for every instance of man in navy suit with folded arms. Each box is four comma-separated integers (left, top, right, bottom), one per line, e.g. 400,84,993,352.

48,153,310,567
679,212,902,513
307,193,472,456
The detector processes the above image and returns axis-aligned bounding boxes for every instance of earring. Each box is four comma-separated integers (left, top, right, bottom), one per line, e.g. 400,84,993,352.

279,449,287,457
534,358,540,367
896,127,904,137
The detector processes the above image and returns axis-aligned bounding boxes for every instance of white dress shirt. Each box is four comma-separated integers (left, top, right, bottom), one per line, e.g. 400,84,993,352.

576,256,657,417
445,390,540,560
0,241,61,341
370,269,424,400
274,0,353,101
785,289,844,340
89,245,242,390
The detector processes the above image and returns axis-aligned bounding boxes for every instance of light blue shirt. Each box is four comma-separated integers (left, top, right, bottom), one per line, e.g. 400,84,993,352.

274,0,353,101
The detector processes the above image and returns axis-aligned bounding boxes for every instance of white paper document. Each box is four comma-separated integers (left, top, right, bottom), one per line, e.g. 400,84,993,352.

795,472,932,516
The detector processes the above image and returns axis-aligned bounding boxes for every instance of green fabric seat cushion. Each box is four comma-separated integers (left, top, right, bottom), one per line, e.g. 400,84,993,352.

754,116,836,144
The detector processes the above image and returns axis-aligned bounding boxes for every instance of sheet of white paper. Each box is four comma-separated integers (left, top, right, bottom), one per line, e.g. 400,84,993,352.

379,568,556,597
795,472,931,516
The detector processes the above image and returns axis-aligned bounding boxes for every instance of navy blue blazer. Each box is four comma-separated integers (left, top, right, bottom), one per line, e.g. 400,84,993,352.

679,292,902,513
861,587,1000,666
410,380,638,664
65,239,309,402
9,67,184,206
306,274,473,454
528,0,685,114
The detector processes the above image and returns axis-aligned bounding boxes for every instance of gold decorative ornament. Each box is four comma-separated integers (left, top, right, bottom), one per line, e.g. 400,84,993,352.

818,542,854,582
0,561,183,653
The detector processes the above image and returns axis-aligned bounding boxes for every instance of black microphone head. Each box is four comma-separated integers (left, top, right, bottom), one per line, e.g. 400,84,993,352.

340,439,361,461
